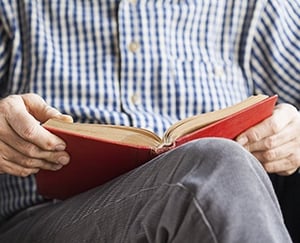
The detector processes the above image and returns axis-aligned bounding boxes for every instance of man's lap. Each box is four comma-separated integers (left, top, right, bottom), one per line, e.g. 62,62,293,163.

0,138,292,242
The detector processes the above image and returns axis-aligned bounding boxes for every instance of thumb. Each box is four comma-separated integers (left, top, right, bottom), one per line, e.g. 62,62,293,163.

21,93,73,123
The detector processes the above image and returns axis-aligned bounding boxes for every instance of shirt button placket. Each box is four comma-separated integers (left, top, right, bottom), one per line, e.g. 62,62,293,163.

128,0,137,4
128,0,139,54
131,93,141,105
129,41,140,53
214,65,224,78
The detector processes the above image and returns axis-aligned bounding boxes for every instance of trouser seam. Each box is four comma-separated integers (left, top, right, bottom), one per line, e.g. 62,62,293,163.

38,183,218,242
173,182,218,243
38,185,163,241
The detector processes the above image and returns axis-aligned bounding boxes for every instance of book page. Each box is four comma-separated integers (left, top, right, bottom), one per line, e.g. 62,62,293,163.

43,119,162,147
44,95,269,150
162,95,268,145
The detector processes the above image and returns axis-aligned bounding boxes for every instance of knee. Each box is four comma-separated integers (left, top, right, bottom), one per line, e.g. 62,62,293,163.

172,138,258,176
179,137,249,162
171,138,266,194
155,138,262,187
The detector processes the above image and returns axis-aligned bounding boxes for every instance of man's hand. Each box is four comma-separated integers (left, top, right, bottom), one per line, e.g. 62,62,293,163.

0,93,73,177
237,103,300,176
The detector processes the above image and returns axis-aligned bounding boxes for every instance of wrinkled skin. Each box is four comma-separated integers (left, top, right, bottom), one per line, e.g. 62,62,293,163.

0,93,72,177
237,103,300,176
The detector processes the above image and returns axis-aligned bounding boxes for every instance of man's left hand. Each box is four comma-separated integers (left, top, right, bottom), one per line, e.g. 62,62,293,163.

237,103,300,176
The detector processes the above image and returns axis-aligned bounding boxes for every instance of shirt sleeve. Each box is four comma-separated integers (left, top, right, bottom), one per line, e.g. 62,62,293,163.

0,19,11,85
249,0,300,107
0,2,14,97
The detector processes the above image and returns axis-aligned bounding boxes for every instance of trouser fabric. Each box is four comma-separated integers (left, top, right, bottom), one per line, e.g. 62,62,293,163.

0,138,292,242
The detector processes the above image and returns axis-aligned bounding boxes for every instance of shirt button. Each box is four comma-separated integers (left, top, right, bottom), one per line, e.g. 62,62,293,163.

131,94,141,105
129,41,140,53
214,66,224,77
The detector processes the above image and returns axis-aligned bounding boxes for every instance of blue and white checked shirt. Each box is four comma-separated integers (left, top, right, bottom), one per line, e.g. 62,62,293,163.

0,0,299,221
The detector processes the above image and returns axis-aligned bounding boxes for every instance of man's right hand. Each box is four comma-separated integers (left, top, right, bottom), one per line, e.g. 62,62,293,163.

0,93,72,177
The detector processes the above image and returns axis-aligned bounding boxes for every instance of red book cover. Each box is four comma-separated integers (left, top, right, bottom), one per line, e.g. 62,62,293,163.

36,132,156,200
36,95,277,199
174,95,278,147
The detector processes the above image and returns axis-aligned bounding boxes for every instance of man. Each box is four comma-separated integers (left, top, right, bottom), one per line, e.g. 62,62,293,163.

0,0,299,242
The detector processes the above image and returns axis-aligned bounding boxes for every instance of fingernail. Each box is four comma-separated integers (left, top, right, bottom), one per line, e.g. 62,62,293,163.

58,156,70,165
54,114,73,123
237,136,248,146
55,144,66,151
53,164,63,171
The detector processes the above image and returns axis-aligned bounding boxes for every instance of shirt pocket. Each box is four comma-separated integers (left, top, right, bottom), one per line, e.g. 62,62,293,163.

162,1,199,61
158,0,221,62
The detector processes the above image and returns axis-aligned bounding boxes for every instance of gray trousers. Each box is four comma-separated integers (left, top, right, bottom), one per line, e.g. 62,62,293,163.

0,138,292,242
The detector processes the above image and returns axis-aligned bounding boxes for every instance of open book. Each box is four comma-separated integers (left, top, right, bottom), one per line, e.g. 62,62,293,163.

36,94,278,199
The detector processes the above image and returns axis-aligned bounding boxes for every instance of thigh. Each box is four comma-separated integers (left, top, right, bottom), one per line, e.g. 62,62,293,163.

1,139,222,242
0,138,291,243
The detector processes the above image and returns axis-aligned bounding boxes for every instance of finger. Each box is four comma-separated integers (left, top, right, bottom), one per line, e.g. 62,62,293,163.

237,104,297,145
245,119,300,152
0,160,40,177
251,138,299,163
3,95,67,151
21,93,73,123
0,123,70,164
0,157,64,177
277,169,298,176
252,143,300,175
0,146,67,176
262,157,299,176
0,140,69,170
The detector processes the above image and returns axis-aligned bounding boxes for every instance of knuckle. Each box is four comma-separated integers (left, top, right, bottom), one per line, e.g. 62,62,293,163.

0,96,15,118
263,149,276,161
4,94,21,107
4,94,19,103
0,163,6,174
247,130,260,142
288,153,299,167
0,104,6,117
19,169,31,177
277,156,299,176
262,163,273,173
22,124,39,140
266,118,280,134
44,139,56,151
22,143,39,157
263,137,276,150
43,104,57,115
23,158,36,168
18,167,36,177
0,126,7,137
0,154,38,176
